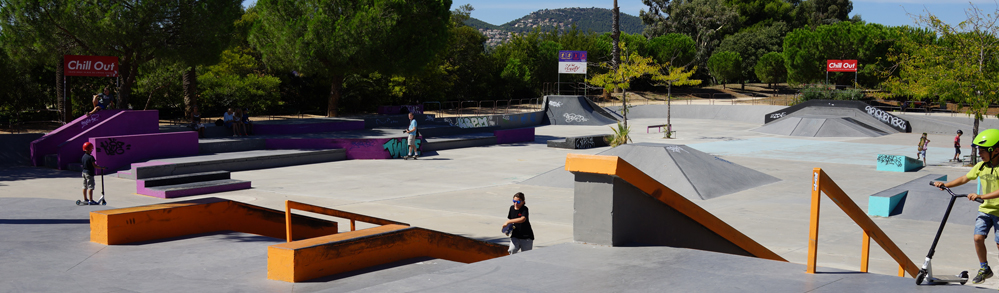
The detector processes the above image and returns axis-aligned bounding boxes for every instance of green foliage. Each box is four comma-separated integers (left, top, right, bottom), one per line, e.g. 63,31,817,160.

251,0,452,116
609,121,633,147
648,33,696,67
707,51,742,86
755,52,787,85
197,48,281,112
797,85,864,101
717,22,789,83
640,0,740,77
783,21,896,87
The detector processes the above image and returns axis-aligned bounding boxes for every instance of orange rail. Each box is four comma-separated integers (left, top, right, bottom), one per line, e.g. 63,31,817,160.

285,200,407,242
808,168,918,277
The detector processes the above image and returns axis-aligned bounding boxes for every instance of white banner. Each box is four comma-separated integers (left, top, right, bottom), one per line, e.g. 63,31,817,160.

558,62,587,74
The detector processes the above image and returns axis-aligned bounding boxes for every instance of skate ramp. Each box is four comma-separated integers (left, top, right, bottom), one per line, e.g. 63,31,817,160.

755,107,898,137
542,95,618,125
521,143,780,200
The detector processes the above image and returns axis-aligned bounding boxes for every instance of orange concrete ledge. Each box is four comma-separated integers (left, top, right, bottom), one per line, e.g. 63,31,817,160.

268,224,509,282
565,153,787,262
90,197,338,245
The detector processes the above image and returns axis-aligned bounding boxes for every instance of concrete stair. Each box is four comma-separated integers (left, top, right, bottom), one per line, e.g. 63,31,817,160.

136,171,250,198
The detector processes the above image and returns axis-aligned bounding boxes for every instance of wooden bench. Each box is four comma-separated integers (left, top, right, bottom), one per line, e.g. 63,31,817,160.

647,124,677,138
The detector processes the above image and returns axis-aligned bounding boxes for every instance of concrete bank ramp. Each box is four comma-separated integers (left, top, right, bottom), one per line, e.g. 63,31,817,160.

521,143,780,200
755,107,898,137
542,95,618,125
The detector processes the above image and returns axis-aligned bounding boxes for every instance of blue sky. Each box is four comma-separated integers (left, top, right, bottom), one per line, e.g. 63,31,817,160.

241,0,997,29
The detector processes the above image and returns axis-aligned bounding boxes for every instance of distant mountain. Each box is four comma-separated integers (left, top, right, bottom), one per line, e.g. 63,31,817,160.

465,7,646,47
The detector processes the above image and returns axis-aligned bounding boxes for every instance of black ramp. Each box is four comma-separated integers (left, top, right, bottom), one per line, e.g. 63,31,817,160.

543,95,618,125
522,143,780,200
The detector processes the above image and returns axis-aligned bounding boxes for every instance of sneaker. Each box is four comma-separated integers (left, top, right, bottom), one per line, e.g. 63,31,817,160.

403,155,411,160
974,267,993,284
412,155,418,160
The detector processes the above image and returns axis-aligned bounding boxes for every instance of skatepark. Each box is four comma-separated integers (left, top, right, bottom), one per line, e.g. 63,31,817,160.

3,96,999,292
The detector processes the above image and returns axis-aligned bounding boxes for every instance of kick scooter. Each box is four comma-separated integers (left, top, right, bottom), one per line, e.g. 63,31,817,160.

76,168,107,206
916,182,979,285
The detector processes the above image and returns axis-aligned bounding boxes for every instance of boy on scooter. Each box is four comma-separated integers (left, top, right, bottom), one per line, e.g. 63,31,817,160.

81,142,105,205
933,128,999,284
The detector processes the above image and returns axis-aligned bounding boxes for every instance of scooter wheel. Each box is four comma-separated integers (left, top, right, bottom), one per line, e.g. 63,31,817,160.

916,270,926,285
100,200,106,205
960,271,969,285
75,200,82,206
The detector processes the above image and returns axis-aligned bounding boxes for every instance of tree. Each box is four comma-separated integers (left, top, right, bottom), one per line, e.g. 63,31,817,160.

716,22,789,89
755,52,787,88
783,21,896,87
250,0,452,117
0,0,243,110
883,4,999,164
707,51,742,88
640,0,740,76
588,42,661,129
651,64,701,134
648,33,696,68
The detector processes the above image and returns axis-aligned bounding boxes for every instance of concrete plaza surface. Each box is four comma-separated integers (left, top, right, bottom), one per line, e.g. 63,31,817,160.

0,107,996,291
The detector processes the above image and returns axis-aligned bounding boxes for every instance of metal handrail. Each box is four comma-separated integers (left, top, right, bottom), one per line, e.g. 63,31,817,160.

284,200,408,242
807,168,918,277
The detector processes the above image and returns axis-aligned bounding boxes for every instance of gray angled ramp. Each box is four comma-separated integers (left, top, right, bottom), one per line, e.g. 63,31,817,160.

789,117,825,136
542,95,619,125
522,143,780,200
753,117,800,136
754,106,900,138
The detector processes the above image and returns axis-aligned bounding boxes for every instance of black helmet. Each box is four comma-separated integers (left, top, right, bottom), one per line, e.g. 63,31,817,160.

958,129,964,134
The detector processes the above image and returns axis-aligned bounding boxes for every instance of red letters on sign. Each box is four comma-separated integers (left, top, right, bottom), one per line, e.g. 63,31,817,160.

65,55,119,77
827,60,858,72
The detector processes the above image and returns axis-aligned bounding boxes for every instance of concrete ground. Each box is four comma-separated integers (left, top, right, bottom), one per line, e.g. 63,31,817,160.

1,111,998,291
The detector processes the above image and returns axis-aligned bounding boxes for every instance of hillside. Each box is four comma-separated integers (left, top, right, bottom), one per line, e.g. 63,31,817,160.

466,7,646,47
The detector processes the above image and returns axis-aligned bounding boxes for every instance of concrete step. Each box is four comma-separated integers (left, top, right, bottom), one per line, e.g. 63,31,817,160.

130,149,346,179
198,139,266,154
138,179,251,198
138,171,231,188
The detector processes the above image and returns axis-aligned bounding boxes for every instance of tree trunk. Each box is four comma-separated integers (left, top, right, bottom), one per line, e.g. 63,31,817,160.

973,118,981,165
56,58,68,122
611,0,620,73
622,89,628,129
183,67,197,117
667,82,672,129
118,57,139,109
327,74,345,117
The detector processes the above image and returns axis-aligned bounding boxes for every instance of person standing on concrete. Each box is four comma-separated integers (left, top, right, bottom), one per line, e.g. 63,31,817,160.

932,129,999,284
502,192,535,254
80,142,104,205
955,130,964,162
403,112,418,159
918,133,930,165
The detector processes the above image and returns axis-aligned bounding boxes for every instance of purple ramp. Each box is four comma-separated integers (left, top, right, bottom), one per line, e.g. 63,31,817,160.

495,128,536,144
89,132,199,175
55,110,159,170
30,110,123,166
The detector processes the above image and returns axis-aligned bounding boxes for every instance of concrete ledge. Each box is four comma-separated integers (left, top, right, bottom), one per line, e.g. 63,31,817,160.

140,179,252,198
547,134,611,149
198,139,266,154
876,154,923,172
90,198,337,245
267,225,508,282
89,131,199,174
254,120,364,135
868,174,947,217
132,149,346,179
422,137,497,151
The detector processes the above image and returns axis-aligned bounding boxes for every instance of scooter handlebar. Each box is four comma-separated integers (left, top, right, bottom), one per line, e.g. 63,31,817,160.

930,181,985,203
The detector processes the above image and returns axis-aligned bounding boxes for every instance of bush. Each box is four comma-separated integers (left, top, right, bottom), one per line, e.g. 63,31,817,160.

797,85,866,103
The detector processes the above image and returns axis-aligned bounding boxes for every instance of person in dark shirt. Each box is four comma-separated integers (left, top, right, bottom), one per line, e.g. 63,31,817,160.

80,142,104,205
502,192,535,254
87,86,115,116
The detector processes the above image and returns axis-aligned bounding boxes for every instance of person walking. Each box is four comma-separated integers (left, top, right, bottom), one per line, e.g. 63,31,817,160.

502,192,535,254
403,112,418,159
955,129,964,162
918,133,930,165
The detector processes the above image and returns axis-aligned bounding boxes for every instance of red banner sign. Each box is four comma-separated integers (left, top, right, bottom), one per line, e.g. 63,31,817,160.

827,60,858,72
64,55,119,77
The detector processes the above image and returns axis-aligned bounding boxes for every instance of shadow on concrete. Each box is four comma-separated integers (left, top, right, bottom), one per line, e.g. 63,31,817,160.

122,231,282,246
0,166,77,182
0,219,89,224
300,256,438,283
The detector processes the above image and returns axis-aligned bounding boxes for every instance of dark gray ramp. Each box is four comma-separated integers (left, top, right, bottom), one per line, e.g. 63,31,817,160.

755,106,900,137
349,243,980,293
522,143,780,200
542,95,618,125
